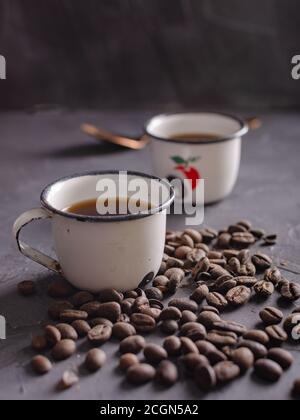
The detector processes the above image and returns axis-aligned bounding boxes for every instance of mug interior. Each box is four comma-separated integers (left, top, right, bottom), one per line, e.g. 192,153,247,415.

146,112,248,143
41,171,174,221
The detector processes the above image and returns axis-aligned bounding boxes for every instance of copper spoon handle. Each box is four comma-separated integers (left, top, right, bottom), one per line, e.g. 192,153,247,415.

81,123,149,150
246,117,262,130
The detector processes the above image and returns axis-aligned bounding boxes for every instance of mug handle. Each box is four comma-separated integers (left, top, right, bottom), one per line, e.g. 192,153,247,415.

13,208,62,274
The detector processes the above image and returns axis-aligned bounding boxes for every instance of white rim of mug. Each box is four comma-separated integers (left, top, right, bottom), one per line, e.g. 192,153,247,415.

40,170,175,222
144,111,249,145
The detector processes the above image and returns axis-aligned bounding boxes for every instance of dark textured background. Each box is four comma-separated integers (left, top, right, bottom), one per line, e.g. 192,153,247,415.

1,0,300,110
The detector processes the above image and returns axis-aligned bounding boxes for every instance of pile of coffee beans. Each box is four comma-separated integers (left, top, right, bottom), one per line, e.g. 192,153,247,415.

21,220,300,396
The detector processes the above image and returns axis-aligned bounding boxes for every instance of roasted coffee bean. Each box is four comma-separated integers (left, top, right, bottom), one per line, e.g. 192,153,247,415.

87,324,112,345
200,228,218,244
238,249,251,264
254,281,274,298
195,340,218,356
197,311,221,329
48,279,75,298
206,292,228,310
195,365,217,391
213,277,237,294
226,257,241,274
186,249,207,267
226,286,251,306
117,313,131,323
180,337,199,354
277,278,289,292
96,302,121,322
130,313,156,333
31,355,52,375
207,349,228,366
160,320,179,334
223,250,240,260
85,348,107,372
237,220,252,230
71,320,91,337
207,251,223,260
159,307,182,321
168,298,198,313
200,306,220,315
231,232,255,249
56,323,78,341
112,322,136,340
98,288,123,304
265,325,288,345
280,282,300,302
243,330,270,345
153,275,169,288
264,267,282,286
158,261,167,275
175,246,193,260
207,331,238,348
292,379,300,397
166,257,185,269
120,335,146,354
52,339,76,361
268,348,294,370
190,285,209,303
250,228,266,239
254,359,283,382
194,272,213,283
163,336,182,357
231,348,255,372
216,233,232,249
263,234,277,246
48,301,74,320
71,291,94,307
144,344,168,364
31,334,48,352
126,363,156,385
164,268,185,282
209,264,231,280
164,244,175,256
181,310,197,324
284,314,300,335
18,280,37,297
155,360,178,387
228,224,248,234
184,229,203,243
57,371,79,390
195,243,210,253
192,257,210,277
89,318,113,328
180,322,207,341
180,353,209,371
60,309,88,323
138,306,161,321
121,298,135,315
292,307,300,314
145,287,164,301
214,361,240,383
181,233,194,248
259,307,283,325
235,276,257,287
80,301,101,318
119,353,139,371
45,325,61,346
213,320,247,336
209,259,227,267
252,253,272,271
237,340,268,359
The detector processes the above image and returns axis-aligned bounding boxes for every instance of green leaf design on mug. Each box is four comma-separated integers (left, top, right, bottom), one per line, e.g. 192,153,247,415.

171,156,186,164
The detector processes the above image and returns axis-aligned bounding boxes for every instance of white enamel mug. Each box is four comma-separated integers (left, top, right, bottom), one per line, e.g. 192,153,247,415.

13,171,175,293
146,112,249,204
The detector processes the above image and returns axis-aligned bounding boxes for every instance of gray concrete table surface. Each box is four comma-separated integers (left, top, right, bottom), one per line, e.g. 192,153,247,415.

0,110,300,400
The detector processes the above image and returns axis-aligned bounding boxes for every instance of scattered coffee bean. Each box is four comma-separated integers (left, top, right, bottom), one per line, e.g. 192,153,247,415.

200,306,220,315
60,309,88,323
292,379,300,397
52,339,76,361
71,291,94,307
181,310,197,324
214,276,237,294
87,324,112,345
71,320,91,337
112,322,136,340
145,287,164,301
175,246,192,260
31,335,48,352
96,302,122,322
56,323,78,341
238,340,268,359
207,330,238,348
80,301,101,318
206,292,228,310
180,353,209,371
231,348,255,372
85,348,107,372
120,335,146,354
180,337,199,354
57,371,79,390
98,288,123,303
216,233,232,249
254,359,283,382
265,325,288,345
195,365,217,391
45,325,61,346
213,320,247,336
126,363,156,385
155,360,178,387
130,313,156,333
184,229,203,243
250,228,266,239
18,280,37,297
48,301,74,320
89,317,113,328
190,285,209,303
119,353,140,371
226,286,251,306
268,348,294,370
214,361,240,383
264,267,282,286
48,279,75,298
31,355,52,375
235,276,257,287
168,298,198,313
231,232,255,249
195,340,217,356
260,307,283,325
144,344,168,364
164,268,185,283
243,330,270,345
263,234,277,246
198,311,221,329
159,307,182,321
163,336,182,357
280,282,300,302
284,314,300,335
207,349,228,365
160,320,179,335
252,253,272,271
180,322,207,341
254,281,274,298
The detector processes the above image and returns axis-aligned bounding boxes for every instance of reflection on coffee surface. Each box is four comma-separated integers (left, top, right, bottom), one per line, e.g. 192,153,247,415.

65,197,153,216
169,133,221,142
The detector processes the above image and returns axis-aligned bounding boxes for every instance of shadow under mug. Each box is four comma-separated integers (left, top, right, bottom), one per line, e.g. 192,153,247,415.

146,112,249,204
13,171,175,293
